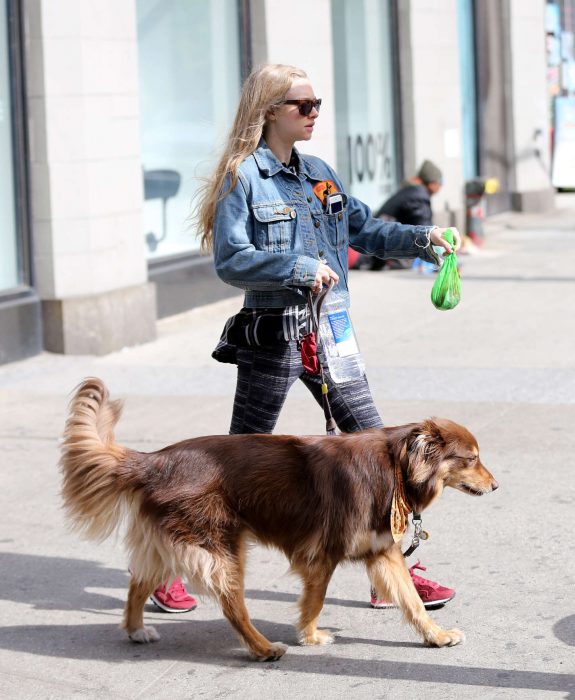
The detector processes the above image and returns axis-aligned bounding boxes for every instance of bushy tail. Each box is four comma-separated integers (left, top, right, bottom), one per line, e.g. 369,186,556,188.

60,377,132,541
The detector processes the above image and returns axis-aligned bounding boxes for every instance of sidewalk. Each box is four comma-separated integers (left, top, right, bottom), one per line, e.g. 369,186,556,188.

1,199,574,699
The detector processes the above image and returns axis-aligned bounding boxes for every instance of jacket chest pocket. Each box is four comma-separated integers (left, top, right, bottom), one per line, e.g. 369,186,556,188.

252,204,297,253
322,208,348,250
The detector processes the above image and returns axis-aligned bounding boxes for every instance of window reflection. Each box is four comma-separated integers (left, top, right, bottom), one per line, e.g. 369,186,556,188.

136,0,241,258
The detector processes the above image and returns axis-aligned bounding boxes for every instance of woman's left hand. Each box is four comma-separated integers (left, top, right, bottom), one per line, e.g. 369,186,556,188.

430,227,461,255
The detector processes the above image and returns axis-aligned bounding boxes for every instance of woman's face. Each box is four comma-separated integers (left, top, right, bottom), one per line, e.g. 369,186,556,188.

267,78,319,145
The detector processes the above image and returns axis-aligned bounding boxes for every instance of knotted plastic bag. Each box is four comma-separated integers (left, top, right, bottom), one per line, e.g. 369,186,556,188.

431,228,461,310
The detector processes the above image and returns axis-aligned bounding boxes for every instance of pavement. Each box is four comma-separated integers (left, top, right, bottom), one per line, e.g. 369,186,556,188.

1,196,575,699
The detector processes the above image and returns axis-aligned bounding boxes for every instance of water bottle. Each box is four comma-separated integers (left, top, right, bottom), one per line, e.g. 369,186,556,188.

318,286,365,383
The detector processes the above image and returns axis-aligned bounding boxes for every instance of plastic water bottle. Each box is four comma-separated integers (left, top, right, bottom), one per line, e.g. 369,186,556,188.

318,287,365,383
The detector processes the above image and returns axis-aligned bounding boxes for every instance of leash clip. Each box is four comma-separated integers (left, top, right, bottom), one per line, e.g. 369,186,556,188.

403,513,429,558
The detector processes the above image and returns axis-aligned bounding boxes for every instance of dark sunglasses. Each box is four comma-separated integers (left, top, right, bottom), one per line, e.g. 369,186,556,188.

278,98,322,116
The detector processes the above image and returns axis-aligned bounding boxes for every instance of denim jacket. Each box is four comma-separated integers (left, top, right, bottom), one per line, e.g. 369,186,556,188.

213,141,440,308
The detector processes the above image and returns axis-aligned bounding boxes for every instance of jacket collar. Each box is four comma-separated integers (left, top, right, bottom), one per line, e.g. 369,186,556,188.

252,139,322,181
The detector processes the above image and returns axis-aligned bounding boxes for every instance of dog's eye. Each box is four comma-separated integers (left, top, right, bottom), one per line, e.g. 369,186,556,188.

450,454,477,463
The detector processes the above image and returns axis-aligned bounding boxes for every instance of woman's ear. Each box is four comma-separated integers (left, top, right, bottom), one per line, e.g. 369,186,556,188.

406,419,445,484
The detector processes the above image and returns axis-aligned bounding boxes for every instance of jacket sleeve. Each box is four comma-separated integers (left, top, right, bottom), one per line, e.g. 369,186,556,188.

347,195,440,264
212,174,320,291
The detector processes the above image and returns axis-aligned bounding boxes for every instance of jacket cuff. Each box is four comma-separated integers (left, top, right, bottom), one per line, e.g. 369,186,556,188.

292,256,320,287
414,226,442,265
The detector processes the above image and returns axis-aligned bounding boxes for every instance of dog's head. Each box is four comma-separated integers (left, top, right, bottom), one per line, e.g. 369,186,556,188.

402,418,498,508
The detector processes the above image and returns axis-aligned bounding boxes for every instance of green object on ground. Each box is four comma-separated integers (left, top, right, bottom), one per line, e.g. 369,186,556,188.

431,228,461,310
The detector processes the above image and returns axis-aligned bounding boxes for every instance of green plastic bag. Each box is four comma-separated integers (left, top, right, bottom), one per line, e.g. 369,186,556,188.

430,228,461,310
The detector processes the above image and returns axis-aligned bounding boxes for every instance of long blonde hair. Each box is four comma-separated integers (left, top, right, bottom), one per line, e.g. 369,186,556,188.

195,64,307,251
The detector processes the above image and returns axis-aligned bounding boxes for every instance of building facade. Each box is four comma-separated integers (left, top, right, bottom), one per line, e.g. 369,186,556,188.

0,0,556,365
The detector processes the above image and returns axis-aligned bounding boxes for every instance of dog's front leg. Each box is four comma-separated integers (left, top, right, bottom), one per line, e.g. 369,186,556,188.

122,577,160,644
366,546,464,647
294,562,335,646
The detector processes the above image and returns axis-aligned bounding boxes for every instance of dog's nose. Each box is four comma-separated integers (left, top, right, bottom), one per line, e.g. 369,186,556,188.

490,479,499,491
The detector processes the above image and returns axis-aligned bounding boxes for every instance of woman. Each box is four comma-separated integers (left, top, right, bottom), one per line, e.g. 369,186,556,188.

194,64,459,609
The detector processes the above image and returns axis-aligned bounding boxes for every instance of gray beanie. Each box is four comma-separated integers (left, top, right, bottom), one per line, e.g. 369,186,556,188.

417,160,443,185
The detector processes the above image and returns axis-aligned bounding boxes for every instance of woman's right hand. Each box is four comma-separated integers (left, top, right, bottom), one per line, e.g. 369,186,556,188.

312,262,339,294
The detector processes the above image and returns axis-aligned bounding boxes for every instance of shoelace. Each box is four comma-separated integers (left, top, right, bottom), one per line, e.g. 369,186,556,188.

409,560,427,575
409,561,443,591
169,579,189,598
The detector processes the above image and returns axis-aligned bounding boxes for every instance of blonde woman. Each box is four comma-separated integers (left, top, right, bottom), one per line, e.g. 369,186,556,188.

197,64,459,609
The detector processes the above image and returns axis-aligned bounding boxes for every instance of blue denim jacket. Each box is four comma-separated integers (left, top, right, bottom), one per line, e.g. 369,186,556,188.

213,141,439,308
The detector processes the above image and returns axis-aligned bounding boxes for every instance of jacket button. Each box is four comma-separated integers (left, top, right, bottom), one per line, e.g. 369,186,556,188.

307,196,313,203
314,220,320,228
338,213,343,221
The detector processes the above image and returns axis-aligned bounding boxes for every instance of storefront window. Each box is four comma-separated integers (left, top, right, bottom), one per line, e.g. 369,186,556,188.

0,0,20,291
331,0,398,209
136,0,241,259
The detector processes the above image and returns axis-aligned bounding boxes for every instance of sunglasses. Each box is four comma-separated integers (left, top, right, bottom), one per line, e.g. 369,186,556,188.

278,98,322,116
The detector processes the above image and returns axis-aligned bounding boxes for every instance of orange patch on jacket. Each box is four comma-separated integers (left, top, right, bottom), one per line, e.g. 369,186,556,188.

313,180,338,204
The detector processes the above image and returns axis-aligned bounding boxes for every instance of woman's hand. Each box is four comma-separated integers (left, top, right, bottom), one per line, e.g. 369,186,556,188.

312,262,339,294
430,227,461,255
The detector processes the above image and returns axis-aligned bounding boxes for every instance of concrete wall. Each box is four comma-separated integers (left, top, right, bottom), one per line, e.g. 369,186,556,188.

398,0,466,227
24,0,156,354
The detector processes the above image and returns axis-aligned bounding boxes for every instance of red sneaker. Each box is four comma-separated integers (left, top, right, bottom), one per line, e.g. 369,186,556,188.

370,561,455,609
150,577,197,613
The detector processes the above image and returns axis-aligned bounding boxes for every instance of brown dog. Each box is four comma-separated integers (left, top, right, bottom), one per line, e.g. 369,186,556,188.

60,378,498,660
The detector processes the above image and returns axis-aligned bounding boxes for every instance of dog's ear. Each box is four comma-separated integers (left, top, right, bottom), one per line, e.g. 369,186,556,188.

405,419,446,484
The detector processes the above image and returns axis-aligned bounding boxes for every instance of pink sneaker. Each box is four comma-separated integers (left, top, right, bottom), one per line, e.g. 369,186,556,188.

150,577,197,613
370,561,455,609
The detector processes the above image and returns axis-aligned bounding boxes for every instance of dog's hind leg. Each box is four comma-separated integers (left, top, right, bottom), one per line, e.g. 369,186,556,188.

122,577,160,644
293,562,335,646
366,545,465,648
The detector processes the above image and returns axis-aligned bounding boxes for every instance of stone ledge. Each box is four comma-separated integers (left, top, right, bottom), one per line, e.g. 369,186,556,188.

42,282,156,355
511,187,555,213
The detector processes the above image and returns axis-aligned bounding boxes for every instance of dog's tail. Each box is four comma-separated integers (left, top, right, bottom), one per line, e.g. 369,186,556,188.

60,377,134,542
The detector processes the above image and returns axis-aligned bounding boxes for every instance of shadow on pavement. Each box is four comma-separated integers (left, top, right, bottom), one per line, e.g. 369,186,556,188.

554,614,575,647
0,619,573,695
1,552,573,695
0,551,128,611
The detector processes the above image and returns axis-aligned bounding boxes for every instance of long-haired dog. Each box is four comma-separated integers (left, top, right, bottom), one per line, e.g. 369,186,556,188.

60,378,498,660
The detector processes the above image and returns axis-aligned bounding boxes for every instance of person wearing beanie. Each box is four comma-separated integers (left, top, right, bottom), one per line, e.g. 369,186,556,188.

417,159,443,191
364,160,443,271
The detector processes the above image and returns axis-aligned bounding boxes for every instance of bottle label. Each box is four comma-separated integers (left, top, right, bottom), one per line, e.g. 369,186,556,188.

327,310,359,357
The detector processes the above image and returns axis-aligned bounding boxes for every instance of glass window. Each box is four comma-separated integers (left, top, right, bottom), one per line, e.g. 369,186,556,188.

0,0,20,291
136,0,241,259
331,0,398,209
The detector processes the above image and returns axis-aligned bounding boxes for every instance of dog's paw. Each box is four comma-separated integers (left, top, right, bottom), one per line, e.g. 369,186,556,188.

426,627,465,647
252,642,289,662
299,629,334,646
128,626,161,644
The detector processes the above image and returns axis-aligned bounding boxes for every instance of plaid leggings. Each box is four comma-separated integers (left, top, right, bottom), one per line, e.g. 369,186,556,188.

230,340,384,434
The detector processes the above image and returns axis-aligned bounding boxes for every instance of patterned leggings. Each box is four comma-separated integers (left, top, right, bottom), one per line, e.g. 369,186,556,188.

230,340,383,434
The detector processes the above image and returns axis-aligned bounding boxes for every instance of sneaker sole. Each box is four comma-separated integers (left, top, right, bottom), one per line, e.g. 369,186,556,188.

149,595,197,613
371,594,455,610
